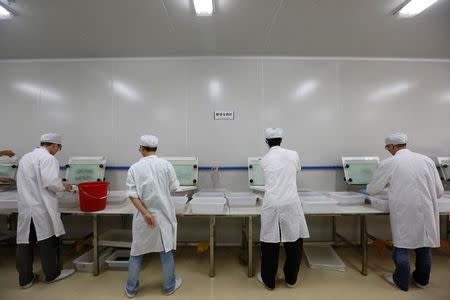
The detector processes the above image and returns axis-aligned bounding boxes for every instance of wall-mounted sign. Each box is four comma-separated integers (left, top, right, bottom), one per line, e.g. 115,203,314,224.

214,111,234,120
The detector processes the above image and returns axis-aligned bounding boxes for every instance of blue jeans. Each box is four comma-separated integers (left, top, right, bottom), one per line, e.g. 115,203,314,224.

392,247,432,291
125,251,176,295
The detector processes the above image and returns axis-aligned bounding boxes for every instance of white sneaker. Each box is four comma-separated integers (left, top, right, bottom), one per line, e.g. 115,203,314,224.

256,272,272,290
286,282,297,288
48,269,75,283
165,277,183,296
384,273,396,287
124,286,137,298
20,274,39,289
412,278,429,289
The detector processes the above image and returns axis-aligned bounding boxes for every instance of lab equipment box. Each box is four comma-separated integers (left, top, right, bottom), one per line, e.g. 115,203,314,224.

63,156,107,184
342,157,379,185
0,155,18,185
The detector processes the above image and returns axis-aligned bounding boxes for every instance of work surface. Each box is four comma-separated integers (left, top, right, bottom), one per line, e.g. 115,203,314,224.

0,190,389,216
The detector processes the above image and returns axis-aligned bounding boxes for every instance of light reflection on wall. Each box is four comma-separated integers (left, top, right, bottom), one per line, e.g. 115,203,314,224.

14,81,64,102
112,80,140,102
368,81,409,103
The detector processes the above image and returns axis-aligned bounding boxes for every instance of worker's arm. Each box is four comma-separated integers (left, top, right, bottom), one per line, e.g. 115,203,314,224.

0,150,15,157
126,167,156,228
432,165,444,199
367,159,393,195
129,196,156,228
167,163,180,192
40,156,71,193
296,152,302,172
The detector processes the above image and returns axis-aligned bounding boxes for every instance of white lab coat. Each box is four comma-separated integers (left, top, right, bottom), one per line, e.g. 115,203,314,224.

260,146,310,243
127,155,180,256
367,149,444,249
16,147,66,244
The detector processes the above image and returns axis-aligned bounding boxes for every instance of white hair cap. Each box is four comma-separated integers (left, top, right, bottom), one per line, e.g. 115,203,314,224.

40,133,62,145
265,128,283,139
385,133,408,146
140,135,159,147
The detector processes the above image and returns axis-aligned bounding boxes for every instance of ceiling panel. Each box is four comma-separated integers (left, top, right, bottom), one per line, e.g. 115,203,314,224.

0,0,448,58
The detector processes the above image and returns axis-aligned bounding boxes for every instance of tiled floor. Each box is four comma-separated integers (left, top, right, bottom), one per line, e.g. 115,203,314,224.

0,246,449,300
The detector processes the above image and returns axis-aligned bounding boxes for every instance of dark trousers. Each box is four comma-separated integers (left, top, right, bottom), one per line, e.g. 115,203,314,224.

16,219,61,286
260,238,303,289
392,247,432,291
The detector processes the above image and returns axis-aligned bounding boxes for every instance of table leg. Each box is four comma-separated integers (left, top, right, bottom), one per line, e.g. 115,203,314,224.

209,216,216,277
248,216,253,278
360,215,368,276
93,215,99,276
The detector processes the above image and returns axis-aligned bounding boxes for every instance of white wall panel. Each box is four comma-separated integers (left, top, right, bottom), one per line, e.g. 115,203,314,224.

1,57,449,243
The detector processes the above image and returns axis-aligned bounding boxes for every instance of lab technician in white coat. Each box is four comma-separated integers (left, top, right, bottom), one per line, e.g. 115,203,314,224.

256,128,310,290
16,133,75,289
367,133,444,291
0,149,16,183
124,135,182,298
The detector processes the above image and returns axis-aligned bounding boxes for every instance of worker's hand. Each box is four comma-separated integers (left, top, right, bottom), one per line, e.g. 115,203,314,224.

143,212,157,229
359,189,369,195
0,150,15,157
63,183,72,192
0,177,15,183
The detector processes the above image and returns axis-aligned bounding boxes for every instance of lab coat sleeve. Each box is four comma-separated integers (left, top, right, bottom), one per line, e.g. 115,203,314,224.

367,159,392,195
40,156,65,193
168,163,180,192
126,168,139,199
296,152,302,172
432,165,444,199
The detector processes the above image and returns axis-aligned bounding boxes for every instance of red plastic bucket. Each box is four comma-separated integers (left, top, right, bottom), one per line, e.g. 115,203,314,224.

78,181,109,212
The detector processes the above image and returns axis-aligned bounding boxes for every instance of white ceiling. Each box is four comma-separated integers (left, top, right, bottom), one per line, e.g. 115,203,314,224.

0,0,449,59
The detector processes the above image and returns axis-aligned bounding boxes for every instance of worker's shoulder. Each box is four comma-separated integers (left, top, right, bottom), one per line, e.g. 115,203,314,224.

411,151,435,165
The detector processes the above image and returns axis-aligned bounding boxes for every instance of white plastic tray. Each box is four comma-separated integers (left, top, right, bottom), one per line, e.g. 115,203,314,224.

107,191,128,205
193,192,225,197
226,192,258,207
105,249,130,271
328,192,366,206
438,197,450,213
0,199,17,210
304,245,346,272
199,188,228,194
368,196,389,212
190,197,227,214
172,195,188,214
58,192,78,208
73,248,113,273
301,196,337,213
298,191,323,198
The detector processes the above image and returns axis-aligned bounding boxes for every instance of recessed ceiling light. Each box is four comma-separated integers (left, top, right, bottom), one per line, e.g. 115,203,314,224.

0,1,15,19
394,0,440,18
193,0,214,16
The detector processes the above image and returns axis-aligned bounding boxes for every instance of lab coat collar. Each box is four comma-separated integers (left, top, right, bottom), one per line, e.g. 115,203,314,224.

140,154,158,161
395,148,410,155
269,146,282,152
36,146,50,154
